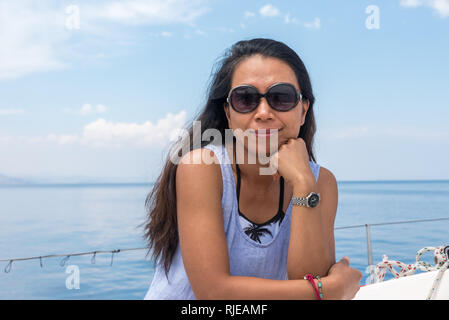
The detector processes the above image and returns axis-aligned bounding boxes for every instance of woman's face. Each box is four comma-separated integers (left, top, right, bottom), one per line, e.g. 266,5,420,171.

224,54,309,159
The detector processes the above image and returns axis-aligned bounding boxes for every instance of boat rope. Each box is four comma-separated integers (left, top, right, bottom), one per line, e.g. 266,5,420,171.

375,245,449,300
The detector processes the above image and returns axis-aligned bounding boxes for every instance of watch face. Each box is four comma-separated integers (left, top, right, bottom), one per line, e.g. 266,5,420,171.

308,193,320,208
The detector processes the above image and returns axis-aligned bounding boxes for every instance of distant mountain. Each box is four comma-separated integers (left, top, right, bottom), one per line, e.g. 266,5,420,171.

0,174,29,185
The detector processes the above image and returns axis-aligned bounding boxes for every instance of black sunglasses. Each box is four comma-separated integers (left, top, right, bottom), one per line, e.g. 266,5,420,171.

226,82,302,113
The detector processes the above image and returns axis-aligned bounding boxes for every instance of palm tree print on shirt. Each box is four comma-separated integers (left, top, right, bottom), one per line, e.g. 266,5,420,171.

243,223,273,244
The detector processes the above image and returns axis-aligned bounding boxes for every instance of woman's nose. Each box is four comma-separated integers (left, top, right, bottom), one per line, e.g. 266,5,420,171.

253,97,274,121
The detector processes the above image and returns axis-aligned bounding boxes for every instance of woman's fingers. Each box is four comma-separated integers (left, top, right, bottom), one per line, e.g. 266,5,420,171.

340,256,350,265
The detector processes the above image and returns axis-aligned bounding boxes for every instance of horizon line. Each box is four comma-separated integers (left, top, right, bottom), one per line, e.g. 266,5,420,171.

1,179,449,187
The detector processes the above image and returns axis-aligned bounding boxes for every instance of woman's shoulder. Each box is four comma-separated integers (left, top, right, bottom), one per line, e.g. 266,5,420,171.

177,146,223,167
317,166,337,187
176,147,223,194
175,148,225,228
316,165,338,218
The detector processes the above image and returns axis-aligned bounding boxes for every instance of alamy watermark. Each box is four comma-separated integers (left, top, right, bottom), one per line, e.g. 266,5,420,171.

65,5,80,30
65,265,80,290
169,121,280,176
366,5,380,30
364,265,378,285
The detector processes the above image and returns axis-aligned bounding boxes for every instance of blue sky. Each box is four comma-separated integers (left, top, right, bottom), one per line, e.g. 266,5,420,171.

0,0,448,182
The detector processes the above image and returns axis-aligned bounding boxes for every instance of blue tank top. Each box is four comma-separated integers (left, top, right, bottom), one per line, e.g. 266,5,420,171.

144,143,321,299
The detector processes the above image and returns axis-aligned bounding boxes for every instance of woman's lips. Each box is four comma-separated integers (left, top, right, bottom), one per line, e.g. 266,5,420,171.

252,128,282,136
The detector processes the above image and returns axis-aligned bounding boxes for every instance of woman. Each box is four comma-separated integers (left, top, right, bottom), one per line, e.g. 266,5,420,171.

143,38,362,300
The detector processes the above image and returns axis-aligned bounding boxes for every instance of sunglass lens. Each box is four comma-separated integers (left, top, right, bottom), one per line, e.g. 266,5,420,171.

230,87,259,113
267,84,298,111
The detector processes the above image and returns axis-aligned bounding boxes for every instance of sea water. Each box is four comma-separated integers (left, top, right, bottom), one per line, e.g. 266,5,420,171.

0,181,448,299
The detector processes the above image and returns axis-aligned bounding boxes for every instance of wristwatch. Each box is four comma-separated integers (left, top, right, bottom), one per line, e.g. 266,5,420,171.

291,192,321,208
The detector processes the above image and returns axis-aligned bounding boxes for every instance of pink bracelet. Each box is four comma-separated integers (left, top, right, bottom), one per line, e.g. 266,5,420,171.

304,274,322,300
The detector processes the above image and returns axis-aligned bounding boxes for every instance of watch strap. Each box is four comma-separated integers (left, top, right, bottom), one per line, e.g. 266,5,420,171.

291,192,320,208
291,196,308,207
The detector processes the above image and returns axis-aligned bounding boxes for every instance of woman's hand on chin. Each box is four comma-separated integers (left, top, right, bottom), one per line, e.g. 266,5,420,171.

269,138,316,188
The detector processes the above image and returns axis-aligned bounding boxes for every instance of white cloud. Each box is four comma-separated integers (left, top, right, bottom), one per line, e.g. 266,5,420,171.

252,6,319,29
0,135,11,144
64,104,108,116
0,109,25,116
0,1,68,80
400,0,423,7
259,4,280,17
304,18,321,29
80,110,187,147
7,110,188,148
429,0,449,17
85,0,209,26
0,0,209,81
46,134,80,145
400,0,449,17
80,104,108,116
284,13,300,24
244,11,256,18
160,31,172,37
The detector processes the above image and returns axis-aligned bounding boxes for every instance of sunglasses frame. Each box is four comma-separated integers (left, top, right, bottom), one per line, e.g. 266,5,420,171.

226,82,303,113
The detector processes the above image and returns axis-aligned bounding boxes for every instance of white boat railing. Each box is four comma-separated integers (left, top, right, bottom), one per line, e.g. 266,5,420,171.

334,217,449,284
1,217,448,277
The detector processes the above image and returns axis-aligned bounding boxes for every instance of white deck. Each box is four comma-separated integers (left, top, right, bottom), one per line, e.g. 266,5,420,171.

353,270,449,300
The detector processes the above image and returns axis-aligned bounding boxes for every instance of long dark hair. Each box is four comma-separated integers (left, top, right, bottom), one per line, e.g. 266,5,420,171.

143,38,317,276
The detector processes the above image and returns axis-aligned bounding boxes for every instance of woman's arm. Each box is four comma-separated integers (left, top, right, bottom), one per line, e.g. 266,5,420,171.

176,148,347,300
286,167,337,280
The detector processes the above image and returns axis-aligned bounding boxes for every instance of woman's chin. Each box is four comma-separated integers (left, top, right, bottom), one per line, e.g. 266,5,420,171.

245,144,277,161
